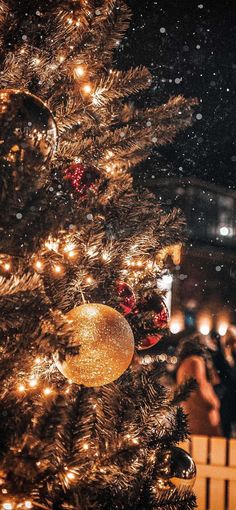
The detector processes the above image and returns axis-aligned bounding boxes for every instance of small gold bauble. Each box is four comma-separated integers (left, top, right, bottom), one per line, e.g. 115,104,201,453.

156,447,196,491
0,89,57,187
56,303,135,387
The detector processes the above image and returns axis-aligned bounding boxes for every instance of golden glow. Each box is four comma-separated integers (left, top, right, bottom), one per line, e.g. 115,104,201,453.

86,276,93,284
75,65,85,78
43,387,52,396
197,313,212,336
53,265,63,274
3,504,13,510
66,471,75,480
35,260,43,270
218,322,228,336
169,311,184,334
24,502,32,509
82,83,92,95
18,384,26,393
29,378,38,388
4,263,11,271
83,443,89,450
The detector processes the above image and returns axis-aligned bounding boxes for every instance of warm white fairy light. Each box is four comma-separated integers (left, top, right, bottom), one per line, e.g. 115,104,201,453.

18,384,26,393
53,265,63,274
29,378,38,388
66,471,75,480
24,502,32,509
83,443,89,450
45,239,59,252
43,387,52,396
82,83,92,95
3,503,12,510
86,276,93,284
4,263,11,271
35,260,43,270
75,65,85,78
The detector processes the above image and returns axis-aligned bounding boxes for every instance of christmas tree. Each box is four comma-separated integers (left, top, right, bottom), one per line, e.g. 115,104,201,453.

0,1,197,509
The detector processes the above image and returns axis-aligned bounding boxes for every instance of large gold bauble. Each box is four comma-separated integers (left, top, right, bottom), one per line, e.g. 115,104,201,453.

0,89,57,186
156,447,196,491
56,303,135,387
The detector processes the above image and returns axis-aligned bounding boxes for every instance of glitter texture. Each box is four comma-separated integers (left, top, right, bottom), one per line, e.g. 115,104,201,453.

56,303,135,387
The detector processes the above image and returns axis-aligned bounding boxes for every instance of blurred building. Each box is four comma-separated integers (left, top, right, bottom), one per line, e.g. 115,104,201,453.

154,178,236,335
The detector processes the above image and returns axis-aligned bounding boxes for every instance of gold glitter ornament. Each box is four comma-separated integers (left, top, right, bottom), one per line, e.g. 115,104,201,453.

155,447,196,491
0,89,57,189
56,303,135,387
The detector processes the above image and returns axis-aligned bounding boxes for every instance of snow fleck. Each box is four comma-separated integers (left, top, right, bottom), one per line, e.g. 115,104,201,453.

146,121,152,127
152,137,157,143
16,213,23,220
175,77,182,84
216,266,222,272
196,113,203,120
87,214,93,221
231,156,236,162
22,35,27,41
198,4,204,8
196,44,201,49
160,27,166,33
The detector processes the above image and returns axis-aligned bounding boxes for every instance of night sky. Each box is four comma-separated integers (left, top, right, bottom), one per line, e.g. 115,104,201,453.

118,0,236,189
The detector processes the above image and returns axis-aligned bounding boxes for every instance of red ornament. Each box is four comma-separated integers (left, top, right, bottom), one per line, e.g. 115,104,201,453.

64,163,100,197
116,281,136,315
137,298,169,351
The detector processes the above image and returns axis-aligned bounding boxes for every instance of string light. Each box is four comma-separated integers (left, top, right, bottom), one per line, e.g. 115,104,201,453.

86,276,93,284
4,263,11,271
53,265,63,274
18,384,26,393
3,503,12,510
82,83,92,95
83,443,89,450
29,378,38,388
24,502,32,509
66,471,75,480
43,387,52,396
74,65,85,78
35,260,43,271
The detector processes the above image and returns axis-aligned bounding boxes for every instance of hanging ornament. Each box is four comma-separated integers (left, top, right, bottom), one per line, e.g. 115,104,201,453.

0,89,57,189
136,294,169,351
55,303,134,387
155,447,196,491
64,163,100,197
116,280,136,315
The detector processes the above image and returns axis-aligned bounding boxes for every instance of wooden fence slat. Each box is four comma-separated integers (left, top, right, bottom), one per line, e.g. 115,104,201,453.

191,435,209,510
228,439,236,510
209,437,227,510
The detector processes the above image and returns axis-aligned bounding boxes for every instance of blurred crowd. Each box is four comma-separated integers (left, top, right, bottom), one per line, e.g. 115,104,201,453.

174,326,236,438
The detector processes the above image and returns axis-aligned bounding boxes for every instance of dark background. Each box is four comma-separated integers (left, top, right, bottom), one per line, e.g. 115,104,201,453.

118,0,236,189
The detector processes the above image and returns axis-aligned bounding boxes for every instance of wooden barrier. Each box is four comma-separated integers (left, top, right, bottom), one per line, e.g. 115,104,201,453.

179,436,236,510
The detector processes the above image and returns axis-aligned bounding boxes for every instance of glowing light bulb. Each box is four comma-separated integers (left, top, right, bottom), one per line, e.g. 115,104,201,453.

83,443,89,450
43,387,52,396
86,276,93,284
24,502,32,509
66,471,75,480
4,263,11,271
218,322,228,336
75,65,85,77
3,503,12,510
29,378,38,388
67,17,73,24
35,260,43,270
83,83,92,94
18,384,26,393
132,438,139,445
220,226,229,236
53,265,62,274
